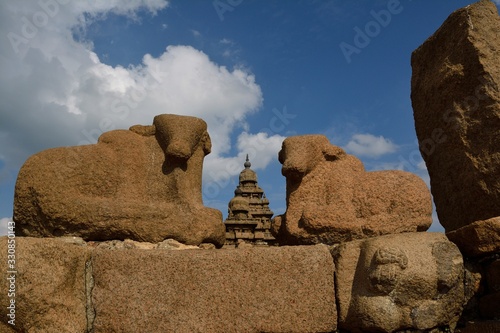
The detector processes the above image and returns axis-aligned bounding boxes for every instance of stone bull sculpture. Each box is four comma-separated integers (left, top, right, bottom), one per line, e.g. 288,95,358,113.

14,114,226,247
271,135,432,245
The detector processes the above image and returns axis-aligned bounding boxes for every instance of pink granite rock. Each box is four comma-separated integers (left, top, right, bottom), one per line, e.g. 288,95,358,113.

91,245,337,333
0,237,91,332
411,0,500,232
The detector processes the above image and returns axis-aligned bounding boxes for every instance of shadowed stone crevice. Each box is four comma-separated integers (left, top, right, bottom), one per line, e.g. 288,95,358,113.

85,257,96,333
330,246,343,332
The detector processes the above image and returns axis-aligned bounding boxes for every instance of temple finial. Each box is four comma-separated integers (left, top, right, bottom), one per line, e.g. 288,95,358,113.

244,154,251,168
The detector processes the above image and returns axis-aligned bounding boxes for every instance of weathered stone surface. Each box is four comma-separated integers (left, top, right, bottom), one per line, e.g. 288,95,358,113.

157,238,201,250
13,114,225,247
411,0,500,232
0,322,17,333
332,232,464,333
85,238,205,250
91,245,337,333
446,217,500,258
272,135,432,245
0,236,90,332
199,243,216,250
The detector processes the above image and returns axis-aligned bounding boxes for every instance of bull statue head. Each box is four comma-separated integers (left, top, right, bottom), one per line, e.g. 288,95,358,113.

130,114,212,167
278,135,345,180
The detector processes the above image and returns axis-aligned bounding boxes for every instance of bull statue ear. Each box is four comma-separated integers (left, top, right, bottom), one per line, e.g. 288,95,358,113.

322,144,345,161
202,132,212,155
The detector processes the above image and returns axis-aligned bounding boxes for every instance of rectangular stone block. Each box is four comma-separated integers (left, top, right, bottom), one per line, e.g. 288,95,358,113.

91,245,336,333
446,217,500,258
0,237,91,333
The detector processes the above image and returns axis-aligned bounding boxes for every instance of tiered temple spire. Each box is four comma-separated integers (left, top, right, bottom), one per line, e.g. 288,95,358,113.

224,155,276,247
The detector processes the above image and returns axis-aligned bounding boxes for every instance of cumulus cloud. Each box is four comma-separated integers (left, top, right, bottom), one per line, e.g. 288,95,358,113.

345,133,398,158
203,132,285,198
0,0,281,201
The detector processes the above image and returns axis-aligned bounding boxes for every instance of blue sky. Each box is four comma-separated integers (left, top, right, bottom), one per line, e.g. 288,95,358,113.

1,0,498,235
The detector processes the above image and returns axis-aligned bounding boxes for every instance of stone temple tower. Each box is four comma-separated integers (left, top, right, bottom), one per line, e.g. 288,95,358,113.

224,155,276,247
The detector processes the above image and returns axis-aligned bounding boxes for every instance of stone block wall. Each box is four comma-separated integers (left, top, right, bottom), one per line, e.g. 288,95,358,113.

0,234,470,333
0,237,337,333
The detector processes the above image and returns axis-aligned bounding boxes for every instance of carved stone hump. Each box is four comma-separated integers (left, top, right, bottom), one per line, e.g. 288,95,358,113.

272,134,432,245
13,114,225,246
411,0,500,231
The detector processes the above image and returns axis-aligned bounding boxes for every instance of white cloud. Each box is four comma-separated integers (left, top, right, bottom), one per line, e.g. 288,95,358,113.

345,133,398,158
220,38,233,45
237,132,285,169
202,131,285,201
204,132,285,184
0,218,12,236
0,0,282,201
219,39,240,59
